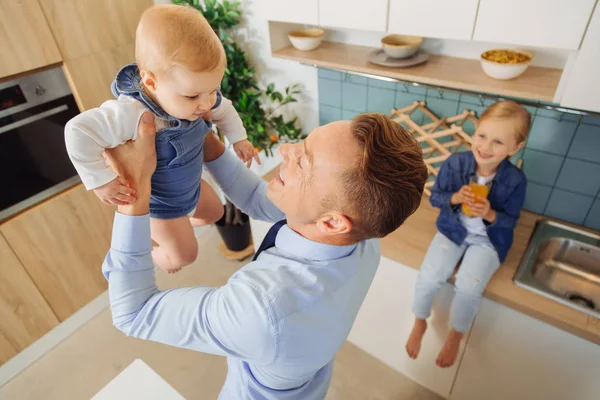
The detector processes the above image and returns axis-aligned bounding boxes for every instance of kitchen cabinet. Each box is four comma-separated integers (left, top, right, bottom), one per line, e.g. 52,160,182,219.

473,0,596,50
319,0,388,32
0,232,59,366
39,0,152,111
560,3,600,113
38,0,149,60
0,0,62,79
0,185,115,322
63,44,136,111
450,299,600,400
388,0,479,41
257,0,319,25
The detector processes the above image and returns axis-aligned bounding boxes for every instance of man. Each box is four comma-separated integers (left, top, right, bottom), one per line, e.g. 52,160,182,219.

102,111,427,399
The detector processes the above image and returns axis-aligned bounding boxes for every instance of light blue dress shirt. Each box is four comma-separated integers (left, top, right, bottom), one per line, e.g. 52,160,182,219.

102,150,381,399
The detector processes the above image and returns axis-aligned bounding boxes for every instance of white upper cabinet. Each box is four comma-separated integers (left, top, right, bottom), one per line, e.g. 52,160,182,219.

257,0,319,25
319,0,389,32
387,0,479,40
473,0,596,49
560,3,600,113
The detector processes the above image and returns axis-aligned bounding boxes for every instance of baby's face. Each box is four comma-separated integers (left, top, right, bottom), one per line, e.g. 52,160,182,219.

146,64,225,121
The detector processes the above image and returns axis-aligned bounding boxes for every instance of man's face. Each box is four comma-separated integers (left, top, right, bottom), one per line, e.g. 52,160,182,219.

267,121,360,225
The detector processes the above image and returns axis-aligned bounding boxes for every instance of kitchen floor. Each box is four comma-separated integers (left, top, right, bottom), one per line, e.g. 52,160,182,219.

0,228,441,400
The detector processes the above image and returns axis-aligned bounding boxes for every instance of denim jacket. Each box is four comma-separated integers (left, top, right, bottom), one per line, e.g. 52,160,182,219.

430,151,527,262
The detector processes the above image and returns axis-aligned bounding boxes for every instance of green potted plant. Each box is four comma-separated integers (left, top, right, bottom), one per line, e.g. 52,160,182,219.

174,0,305,254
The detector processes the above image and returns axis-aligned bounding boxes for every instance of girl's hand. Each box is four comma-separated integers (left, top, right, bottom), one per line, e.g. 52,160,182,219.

468,197,496,222
233,139,261,168
450,185,474,205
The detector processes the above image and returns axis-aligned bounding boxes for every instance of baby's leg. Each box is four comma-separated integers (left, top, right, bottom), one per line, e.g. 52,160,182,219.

190,179,224,227
437,244,500,367
406,232,465,359
151,217,198,274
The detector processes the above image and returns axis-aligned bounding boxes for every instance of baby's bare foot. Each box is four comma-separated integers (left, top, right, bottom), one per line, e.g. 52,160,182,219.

406,318,428,359
436,329,464,368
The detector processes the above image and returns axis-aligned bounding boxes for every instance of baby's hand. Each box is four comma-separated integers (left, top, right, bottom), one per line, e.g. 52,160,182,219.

450,185,474,205
233,139,261,168
93,177,136,206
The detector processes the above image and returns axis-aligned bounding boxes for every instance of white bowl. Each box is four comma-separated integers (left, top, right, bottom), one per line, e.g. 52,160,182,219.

381,34,423,59
288,28,324,51
480,49,533,80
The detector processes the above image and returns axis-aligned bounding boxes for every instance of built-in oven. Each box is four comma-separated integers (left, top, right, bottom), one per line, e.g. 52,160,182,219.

0,67,80,222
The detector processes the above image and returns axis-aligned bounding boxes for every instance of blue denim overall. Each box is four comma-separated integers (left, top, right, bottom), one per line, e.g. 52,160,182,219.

111,64,222,219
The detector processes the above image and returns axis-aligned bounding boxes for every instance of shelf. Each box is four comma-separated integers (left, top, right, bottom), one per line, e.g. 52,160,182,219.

273,41,562,103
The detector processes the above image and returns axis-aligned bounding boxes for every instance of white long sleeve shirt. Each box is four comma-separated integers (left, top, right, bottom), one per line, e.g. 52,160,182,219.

65,94,246,190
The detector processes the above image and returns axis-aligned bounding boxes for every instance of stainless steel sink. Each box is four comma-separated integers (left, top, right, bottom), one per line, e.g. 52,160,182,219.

514,220,600,318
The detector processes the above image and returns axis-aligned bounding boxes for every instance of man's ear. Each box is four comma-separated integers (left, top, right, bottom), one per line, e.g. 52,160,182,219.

140,69,158,92
316,212,352,236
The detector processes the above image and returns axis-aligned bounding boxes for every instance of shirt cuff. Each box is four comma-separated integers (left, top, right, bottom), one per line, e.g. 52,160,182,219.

110,212,152,254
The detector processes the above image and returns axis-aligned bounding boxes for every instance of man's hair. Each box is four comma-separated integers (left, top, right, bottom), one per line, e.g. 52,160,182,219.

479,100,531,143
135,4,226,76
340,113,427,240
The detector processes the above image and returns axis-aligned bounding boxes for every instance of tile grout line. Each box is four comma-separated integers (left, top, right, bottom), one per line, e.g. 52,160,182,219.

543,122,586,217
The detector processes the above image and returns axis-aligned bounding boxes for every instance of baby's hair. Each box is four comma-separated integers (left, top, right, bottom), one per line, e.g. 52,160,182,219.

135,4,226,76
479,100,531,143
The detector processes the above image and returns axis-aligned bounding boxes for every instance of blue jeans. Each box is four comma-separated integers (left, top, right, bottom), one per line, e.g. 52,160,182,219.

412,232,500,333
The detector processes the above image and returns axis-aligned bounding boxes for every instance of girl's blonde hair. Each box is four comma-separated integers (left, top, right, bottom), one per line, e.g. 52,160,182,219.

135,4,226,76
479,100,531,143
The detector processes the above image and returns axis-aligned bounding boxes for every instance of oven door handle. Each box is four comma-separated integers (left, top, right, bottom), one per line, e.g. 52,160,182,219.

0,105,69,135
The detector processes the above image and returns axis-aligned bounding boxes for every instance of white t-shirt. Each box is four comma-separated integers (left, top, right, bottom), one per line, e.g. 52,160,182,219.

459,173,495,241
65,95,247,190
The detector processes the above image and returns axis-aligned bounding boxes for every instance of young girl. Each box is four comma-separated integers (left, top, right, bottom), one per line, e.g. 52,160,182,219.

65,5,259,273
405,100,530,367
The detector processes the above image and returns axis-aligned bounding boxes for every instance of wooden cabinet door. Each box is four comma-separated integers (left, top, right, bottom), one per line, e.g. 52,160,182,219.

63,43,136,111
388,0,479,40
257,0,319,25
473,0,596,50
38,0,150,60
560,4,600,113
450,299,600,400
0,0,62,79
0,232,59,365
39,0,152,111
1,185,115,322
319,0,389,32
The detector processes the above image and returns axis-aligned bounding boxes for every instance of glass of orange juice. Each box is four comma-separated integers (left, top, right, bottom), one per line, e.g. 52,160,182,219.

462,176,491,216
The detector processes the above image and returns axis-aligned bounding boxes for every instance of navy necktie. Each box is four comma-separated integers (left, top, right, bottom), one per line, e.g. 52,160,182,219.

252,219,287,261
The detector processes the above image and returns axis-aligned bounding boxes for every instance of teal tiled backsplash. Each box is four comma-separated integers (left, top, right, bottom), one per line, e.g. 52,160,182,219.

317,67,600,230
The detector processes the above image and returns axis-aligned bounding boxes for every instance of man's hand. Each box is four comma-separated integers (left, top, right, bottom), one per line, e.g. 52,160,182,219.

450,185,474,205
233,139,261,168
468,197,496,223
104,112,157,216
93,177,136,206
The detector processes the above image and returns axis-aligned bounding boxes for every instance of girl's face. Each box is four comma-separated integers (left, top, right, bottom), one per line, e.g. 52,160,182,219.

472,117,525,171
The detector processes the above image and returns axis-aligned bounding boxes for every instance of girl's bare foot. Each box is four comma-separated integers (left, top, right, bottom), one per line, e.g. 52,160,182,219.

406,318,428,359
436,329,464,368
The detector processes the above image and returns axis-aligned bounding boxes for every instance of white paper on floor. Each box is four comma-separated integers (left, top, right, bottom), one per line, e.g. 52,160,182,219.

91,359,185,400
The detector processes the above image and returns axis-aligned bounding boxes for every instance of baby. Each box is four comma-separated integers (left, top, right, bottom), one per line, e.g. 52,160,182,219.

65,4,258,273
405,101,530,367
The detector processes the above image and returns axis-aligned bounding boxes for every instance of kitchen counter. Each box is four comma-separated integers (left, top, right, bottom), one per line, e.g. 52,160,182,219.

263,166,600,344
